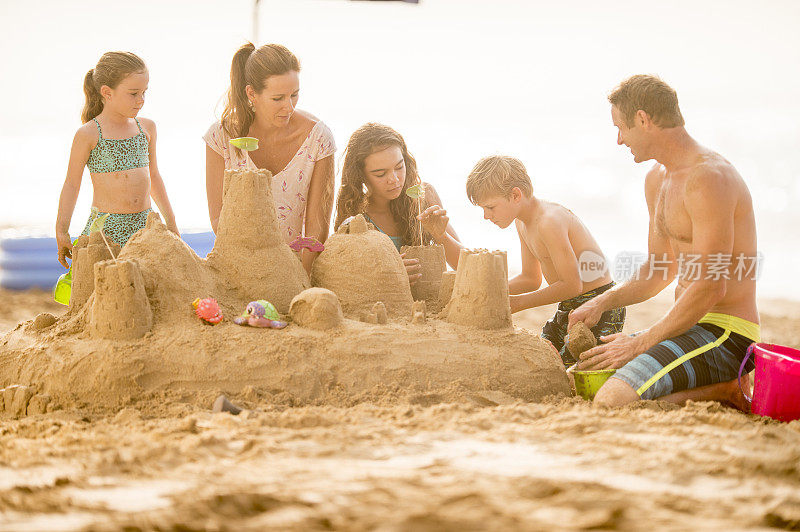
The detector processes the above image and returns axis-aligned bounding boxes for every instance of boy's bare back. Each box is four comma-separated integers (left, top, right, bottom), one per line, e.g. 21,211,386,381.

515,201,612,293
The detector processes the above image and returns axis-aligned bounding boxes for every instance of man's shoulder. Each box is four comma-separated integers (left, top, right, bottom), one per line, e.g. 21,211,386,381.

685,155,741,196
644,163,667,204
645,162,666,185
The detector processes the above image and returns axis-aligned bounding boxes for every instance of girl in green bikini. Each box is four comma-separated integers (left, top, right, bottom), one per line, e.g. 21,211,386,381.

55,51,178,268
334,123,462,284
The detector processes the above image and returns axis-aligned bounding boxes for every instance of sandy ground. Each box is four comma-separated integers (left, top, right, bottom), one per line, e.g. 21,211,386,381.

1,289,800,531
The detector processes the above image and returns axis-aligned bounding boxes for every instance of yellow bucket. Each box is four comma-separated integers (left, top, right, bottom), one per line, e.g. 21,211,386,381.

572,368,616,400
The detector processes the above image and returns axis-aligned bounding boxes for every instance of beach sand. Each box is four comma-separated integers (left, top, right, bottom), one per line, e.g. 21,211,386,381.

1,288,799,531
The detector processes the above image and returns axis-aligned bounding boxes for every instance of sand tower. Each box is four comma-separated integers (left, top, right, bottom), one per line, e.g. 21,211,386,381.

69,231,120,310
311,214,413,318
445,249,511,329
206,169,309,313
400,244,446,305
438,270,457,310
89,259,152,340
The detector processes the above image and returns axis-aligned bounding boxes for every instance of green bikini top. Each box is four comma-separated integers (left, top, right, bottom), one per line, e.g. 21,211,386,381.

363,213,404,251
86,117,150,174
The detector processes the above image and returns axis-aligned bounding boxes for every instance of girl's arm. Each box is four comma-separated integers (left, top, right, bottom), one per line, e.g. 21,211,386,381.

206,146,225,234
55,128,93,268
418,183,463,269
142,119,178,234
302,154,335,273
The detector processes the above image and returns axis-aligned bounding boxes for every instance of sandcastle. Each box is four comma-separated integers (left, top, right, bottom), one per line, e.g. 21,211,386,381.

311,214,413,318
444,249,512,329
0,168,570,418
400,244,446,305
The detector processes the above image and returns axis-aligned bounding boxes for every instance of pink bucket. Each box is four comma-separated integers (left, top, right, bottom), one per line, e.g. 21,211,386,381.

738,343,800,422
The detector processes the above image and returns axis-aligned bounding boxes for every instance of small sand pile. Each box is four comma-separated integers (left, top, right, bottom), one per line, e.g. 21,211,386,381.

311,214,414,318
0,170,569,417
567,322,597,359
289,288,344,330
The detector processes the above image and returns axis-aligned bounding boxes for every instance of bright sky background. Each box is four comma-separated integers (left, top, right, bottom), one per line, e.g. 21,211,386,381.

1,0,798,298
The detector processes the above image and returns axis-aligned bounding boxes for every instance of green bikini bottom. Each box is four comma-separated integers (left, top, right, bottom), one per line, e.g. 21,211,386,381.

80,208,152,247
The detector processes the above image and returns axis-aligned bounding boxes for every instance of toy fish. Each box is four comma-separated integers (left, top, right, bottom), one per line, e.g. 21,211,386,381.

192,297,223,324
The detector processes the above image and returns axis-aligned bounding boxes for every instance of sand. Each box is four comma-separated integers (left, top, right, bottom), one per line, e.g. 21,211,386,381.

1,288,800,529
0,170,567,414
567,321,597,359
1,165,798,528
311,214,414,318
400,244,446,305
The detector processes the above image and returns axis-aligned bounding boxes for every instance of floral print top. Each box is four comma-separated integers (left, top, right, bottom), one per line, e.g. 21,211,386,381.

204,119,336,243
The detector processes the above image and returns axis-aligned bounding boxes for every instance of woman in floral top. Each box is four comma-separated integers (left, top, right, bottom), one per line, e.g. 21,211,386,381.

205,42,335,272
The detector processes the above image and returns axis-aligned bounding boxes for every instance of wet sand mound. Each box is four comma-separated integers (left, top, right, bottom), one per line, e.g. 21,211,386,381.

311,214,414,318
0,169,569,416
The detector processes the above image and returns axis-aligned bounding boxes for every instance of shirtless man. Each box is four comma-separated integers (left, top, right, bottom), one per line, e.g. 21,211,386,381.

420,155,625,365
569,75,760,409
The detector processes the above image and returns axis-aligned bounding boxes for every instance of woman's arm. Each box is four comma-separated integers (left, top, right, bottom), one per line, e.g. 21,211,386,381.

55,128,92,267
302,154,335,273
206,146,226,234
142,119,178,234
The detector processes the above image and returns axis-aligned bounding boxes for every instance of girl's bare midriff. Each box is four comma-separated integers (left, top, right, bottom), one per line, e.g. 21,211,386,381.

89,167,152,213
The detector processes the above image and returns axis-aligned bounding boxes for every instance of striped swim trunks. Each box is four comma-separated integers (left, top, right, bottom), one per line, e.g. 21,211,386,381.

612,313,760,401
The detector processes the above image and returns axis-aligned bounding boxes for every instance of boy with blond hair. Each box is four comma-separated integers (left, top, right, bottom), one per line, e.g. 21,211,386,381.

421,156,625,365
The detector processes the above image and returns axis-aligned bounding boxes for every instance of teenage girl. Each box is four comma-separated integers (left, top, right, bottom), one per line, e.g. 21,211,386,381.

334,123,462,284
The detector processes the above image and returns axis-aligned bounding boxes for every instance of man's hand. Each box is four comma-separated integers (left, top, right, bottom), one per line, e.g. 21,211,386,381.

400,253,422,286
568,298,605,329
56,232,72,269
577,333,645,370
417,204,449,242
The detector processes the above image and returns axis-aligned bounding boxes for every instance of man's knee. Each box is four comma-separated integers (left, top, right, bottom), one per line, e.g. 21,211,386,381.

593,377,640,407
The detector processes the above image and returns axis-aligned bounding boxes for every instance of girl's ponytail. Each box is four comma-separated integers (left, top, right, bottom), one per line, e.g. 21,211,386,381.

81,69,103,123
222,42,256,141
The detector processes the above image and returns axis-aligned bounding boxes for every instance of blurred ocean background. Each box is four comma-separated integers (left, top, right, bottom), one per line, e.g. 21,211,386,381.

1,0,798,299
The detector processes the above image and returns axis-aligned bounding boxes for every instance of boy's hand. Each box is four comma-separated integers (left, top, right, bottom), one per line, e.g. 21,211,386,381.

400,253,422,286
509,294,525,314
568,299,604,329
417,204,449,242
56,232,73,269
